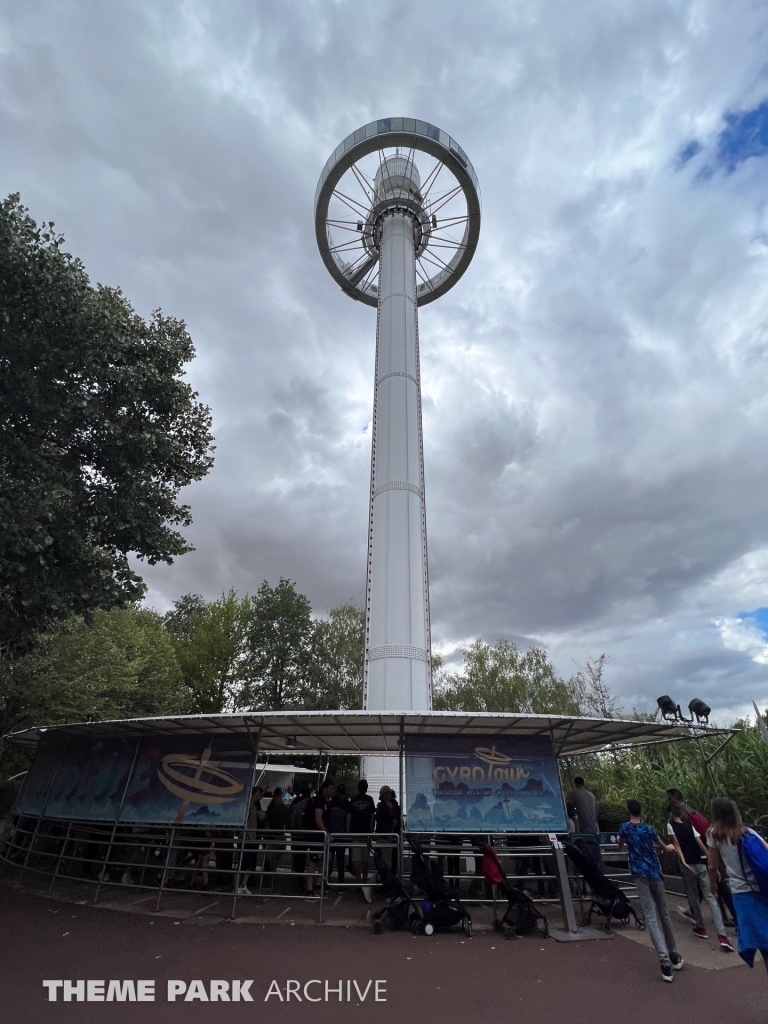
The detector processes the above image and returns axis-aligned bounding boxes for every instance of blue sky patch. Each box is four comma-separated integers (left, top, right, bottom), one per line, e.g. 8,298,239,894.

678,139,702,167
717,100,768,172
678,100,768,174
737,607,768,636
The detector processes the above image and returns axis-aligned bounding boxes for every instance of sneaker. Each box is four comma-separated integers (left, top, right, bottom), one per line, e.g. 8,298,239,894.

363,886,372,904
676,906,695,922
236,886,252,896
670,953,684,971
692,926,708,939
660,964,673,983
718,935,735,952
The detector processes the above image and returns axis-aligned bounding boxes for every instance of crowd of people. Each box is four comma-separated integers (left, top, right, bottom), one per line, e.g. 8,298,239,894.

612,789,768,982
212,772,768,985
237,778,401,903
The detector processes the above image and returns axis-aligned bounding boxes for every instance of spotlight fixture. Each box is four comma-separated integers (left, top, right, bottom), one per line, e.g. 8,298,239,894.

688,698,711,725
657,695,679,721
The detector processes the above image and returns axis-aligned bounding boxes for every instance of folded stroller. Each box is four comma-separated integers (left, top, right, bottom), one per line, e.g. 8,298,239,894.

368,842,421,935
481,843,549,939
564,840,646,934
408,837,472,937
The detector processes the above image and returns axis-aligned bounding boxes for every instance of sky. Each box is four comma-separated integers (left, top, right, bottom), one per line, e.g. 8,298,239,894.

3,0,768,722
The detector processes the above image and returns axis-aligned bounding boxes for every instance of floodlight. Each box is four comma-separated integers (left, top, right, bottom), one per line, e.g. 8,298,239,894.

657,695,679,721
688,698,711,725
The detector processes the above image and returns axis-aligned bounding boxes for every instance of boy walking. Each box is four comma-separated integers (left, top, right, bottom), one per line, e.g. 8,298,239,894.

667,807,734,951
617,799,683,982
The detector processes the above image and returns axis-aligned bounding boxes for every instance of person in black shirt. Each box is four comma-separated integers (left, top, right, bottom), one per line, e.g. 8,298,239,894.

347,779,376,901
667,807,733,950
376,786,400,874
262,788,288,892
327,783,350,886
304,778,334,896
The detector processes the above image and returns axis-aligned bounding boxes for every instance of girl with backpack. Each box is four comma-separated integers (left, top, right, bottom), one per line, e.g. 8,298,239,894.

707,797,768,973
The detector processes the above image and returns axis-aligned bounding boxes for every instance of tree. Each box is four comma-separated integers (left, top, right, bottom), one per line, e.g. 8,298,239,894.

574,654,624,718
433,638,583,715
0,195,214,655
241,579,315,711
166,591,252,714
0,606,184,737
162,593,209,639
310,603,364,710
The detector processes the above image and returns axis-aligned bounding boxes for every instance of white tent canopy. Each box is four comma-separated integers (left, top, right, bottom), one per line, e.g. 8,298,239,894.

4,710,735,758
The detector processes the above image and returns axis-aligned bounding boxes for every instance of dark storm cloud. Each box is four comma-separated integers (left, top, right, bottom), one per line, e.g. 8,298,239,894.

3,0,768,718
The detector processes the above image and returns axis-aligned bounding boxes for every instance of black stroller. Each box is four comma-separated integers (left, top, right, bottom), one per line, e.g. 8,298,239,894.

368,842,421,934
564,840,646,934
408,837,473,937
481,843,549,939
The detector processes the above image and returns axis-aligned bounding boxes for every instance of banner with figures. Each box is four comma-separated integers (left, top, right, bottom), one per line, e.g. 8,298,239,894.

15,735,255,826
405,735,567,832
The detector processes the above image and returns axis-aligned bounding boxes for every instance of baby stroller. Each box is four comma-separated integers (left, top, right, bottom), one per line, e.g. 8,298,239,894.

408,837,473,937
368,841,421,935
481,843,549,939
564,840,646,934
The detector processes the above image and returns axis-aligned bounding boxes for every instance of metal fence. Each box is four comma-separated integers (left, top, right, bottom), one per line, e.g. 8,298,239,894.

0,812,638,930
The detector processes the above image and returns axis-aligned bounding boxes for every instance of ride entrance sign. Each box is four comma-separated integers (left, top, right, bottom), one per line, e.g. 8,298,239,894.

404,735,567,832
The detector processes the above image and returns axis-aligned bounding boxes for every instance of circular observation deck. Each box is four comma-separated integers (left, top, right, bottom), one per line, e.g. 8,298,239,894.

314,118,481,307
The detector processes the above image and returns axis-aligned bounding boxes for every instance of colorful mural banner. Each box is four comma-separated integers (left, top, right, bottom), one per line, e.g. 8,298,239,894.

405,735,567,832
119,738,253,826
15,738,64,817
15,735,255,826
45,738,137,821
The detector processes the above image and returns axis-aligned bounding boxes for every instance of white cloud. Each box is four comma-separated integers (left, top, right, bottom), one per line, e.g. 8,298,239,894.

4,1,768,718
714,617,768,665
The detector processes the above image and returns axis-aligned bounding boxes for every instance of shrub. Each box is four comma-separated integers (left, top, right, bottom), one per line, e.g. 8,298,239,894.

597,800,629,831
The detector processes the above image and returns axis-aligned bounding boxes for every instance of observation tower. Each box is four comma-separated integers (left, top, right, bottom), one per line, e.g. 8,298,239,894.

315,119,480,788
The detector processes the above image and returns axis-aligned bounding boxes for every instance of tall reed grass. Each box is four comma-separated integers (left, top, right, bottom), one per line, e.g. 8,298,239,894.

566,724,768,833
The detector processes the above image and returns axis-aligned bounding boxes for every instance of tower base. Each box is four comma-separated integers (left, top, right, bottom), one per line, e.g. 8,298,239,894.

360,754,401,805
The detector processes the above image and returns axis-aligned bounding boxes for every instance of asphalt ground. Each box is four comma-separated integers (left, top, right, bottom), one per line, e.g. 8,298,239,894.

1,883,765,1024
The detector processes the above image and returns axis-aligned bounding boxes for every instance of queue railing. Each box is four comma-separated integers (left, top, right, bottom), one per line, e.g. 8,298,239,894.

0,814,402,924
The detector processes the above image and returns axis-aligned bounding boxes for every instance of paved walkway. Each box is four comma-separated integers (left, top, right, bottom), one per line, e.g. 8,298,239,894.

1,881,765,1024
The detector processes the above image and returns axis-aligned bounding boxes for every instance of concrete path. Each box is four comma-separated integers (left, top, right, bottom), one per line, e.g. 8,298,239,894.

1,881,765,1024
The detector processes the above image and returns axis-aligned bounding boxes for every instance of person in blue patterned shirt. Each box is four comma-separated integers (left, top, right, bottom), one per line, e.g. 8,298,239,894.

617,799,682,982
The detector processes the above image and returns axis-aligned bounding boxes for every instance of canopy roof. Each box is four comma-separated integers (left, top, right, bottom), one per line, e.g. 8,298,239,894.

4,710,734,758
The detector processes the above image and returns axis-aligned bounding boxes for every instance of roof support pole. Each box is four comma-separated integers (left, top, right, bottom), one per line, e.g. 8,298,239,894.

93,734,142,904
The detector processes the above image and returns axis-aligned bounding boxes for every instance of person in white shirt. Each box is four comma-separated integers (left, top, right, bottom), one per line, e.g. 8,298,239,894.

707,797,768,974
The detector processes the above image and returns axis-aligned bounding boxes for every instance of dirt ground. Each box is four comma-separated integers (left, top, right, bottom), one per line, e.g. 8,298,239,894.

1,883,765,1024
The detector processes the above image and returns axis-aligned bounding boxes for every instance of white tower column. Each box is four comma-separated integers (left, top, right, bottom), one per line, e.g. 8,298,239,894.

314,121,481,801
364,209,432,712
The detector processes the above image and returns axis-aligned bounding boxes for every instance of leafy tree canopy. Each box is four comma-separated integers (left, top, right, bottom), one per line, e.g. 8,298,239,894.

308,602,364,710
0,195,214,654
242,578,316,711
434,638,584,716
166,590,252,715
163,584,364,714
0,605,184,736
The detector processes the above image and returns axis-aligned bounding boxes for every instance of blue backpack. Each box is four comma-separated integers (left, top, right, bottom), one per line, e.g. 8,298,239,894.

739,829,768,903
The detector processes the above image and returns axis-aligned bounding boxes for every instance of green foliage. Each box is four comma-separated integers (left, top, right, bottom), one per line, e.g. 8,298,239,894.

434,639,583,715
162,593,209,639
242,579,315,711
596,800,629,831
0,195,214,655
583,723,768,832
309,603,364,710
0,605,185,736
573,655,624,718
166,590,251,714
